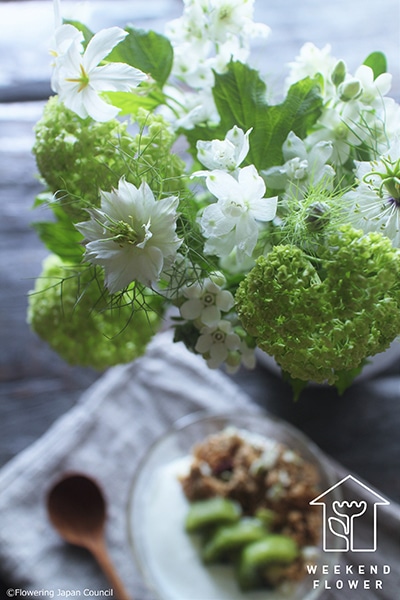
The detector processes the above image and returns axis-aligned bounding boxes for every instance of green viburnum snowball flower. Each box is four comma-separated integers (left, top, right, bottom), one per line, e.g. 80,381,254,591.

236,225,400,385
33,97,186,221
27,254,163,369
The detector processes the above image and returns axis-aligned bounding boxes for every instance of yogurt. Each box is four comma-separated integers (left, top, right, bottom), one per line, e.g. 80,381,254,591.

136,456,296,600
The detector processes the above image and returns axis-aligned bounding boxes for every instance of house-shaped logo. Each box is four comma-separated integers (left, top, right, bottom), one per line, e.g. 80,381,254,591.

310,475,390,552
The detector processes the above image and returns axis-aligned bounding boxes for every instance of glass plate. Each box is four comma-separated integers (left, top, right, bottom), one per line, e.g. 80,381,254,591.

128,410,341,600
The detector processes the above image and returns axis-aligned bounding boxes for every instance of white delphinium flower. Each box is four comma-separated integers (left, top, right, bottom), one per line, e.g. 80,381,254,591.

76,178,182,292
285,42,337,97
201,0,270,44
196,126,252,172
51,26,147,122
197,165,278,259
344,141,400,246
263,131,335,198
171,39,214,88
195,319,241,369
305,103,370,165
179,274,235,326
174,89,219,130
166,0,269,95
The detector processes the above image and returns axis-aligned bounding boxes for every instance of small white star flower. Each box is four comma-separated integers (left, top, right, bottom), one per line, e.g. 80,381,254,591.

76,178,182,292
51,25,147,122
195,320,241,369
180,276,235,326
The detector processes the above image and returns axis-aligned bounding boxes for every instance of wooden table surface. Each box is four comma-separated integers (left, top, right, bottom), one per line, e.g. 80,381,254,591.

1,0,399,595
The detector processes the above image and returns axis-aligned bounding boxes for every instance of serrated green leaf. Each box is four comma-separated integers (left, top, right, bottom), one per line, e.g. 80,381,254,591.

108,27,173,87
33,204,84,262
212,62,322,170
363,51,387,79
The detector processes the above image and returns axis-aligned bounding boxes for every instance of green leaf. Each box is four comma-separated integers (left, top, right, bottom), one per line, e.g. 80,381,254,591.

105,85,166,116
334,360,369,395
281,370,308,401
108,27,173,87
212,62,323,170
363,51,387,79
32,204,84,263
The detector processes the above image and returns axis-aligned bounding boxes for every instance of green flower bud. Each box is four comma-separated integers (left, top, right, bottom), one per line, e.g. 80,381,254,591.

305,201,330,232
338,78,362,101
331,60,347,87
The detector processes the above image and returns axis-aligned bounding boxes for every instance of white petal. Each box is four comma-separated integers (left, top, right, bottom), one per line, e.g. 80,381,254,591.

238,165,266,199
226,125,252,165
201,305,221,327
81,87,119,121
216,290,235,312
283,131,307,161
195,333,213,354
206,170,241,202
225,332,241,350
209,342,228,362
180,298,203,320
90,63,146,92
249,195,278,222
235,214,258,256
83,27,128,72
200,203,234,236
60,85,88,118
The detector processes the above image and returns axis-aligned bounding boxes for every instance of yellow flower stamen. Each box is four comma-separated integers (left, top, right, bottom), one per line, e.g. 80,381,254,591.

65,63,90,93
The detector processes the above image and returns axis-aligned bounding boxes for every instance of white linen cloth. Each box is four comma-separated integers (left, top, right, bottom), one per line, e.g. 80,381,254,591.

0,332,257,598
0,331,399,599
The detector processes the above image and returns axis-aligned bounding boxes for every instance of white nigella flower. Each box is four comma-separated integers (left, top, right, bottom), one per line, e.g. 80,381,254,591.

195,320,241,369
196,126,252,172
179,275,235,326
344,142,400,246
51,25,147,122
75,178,182,292
197,165,278,259
263,131,335,198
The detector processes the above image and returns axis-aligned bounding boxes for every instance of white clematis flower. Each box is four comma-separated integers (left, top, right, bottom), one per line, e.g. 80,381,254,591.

198,165,278,259
51,25,147,122
76,178,182,292
196,126,252,172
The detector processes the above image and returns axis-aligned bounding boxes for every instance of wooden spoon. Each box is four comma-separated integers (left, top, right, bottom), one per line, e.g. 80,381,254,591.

47,473,131,600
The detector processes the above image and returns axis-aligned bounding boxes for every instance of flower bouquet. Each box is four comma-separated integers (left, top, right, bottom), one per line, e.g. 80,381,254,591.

28,0,400,396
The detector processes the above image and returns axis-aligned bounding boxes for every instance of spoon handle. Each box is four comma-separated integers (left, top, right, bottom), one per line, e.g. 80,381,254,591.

91,538,132,600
